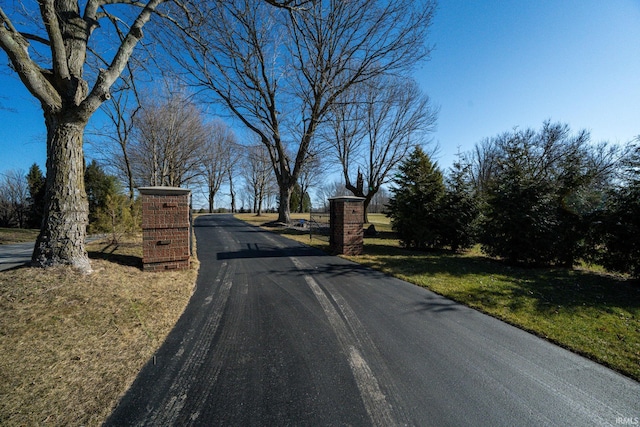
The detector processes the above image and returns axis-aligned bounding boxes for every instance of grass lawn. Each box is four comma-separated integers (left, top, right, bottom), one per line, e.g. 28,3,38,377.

0,227,40,244
236,212,640,382
0,235,198,426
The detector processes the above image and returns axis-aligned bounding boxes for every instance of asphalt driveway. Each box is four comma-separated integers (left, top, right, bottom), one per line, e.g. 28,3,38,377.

105,214,639,426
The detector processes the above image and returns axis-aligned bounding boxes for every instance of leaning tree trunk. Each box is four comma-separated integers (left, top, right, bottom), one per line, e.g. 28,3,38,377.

32,115,91,272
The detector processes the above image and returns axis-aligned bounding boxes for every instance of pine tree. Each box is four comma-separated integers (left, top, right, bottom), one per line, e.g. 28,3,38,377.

84,160,121,229
289,183,311,213
387,146,445,249
477,123,612,267
26,164,46,228
480,135,556,265
597,143,640,278
440,157,479,252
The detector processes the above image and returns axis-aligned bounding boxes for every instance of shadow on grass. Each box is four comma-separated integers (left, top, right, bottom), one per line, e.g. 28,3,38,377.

269,227,311,236
88,242,142,269
359,241,640,314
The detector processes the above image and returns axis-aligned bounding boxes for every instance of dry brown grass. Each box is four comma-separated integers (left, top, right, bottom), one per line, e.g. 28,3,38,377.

0,235,198,426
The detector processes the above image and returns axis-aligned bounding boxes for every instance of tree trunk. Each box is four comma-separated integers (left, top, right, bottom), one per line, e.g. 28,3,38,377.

124,150,135,202
253,192,258,214
345,179,376,224
363,194,374,224
32,116,91,273
229,173,236,213
299,183,306,214
208,190,215,213
277,184,292,223
257,187,264,216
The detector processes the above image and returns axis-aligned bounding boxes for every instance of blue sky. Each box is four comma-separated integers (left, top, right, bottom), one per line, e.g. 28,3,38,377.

1,0,639,178
417,0,640,168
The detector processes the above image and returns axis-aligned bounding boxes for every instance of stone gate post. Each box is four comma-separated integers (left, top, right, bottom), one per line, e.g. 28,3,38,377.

139,187,191,271
329,196,365,255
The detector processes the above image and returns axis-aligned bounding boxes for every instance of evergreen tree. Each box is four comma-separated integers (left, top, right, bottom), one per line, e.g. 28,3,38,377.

387,146,445,249
289,183,311,213
550,145,597,266
596,143,640,278
478,122,616,266
84,160,120,228
440,157,480,252
481,148,556,265
26,164,46,228
94,193,140,243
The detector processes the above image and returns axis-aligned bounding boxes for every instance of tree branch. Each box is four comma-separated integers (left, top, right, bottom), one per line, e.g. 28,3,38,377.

82,0,165,115
0,6,61,109
38,0,70,81
19,32,50,46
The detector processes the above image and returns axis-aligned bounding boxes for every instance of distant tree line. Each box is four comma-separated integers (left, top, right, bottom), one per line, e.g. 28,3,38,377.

1,0,437,272
387,121,640,278
0,165,45,230
0,161,138,243
91,84,410,217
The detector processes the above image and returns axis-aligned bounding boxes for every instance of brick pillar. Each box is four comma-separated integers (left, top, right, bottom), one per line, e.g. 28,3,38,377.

329,196,364,255
140,187,191,271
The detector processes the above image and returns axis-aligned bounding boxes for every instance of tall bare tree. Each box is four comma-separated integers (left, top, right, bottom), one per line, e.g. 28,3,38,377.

0,169,30,228
297,152,327,213
243,143,276,215
130,91,207,187
163,0,435,223
323,76,438,222
226,142,243,213
0,1,166,271
89,77,141,201
202,119,237,213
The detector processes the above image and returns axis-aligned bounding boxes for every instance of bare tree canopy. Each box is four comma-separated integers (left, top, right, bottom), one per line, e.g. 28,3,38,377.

0,169,29,228
202,119,239,213
162,0,436,222
130,91,207,187
0,1,166,271
242,142,277,215
323,76,438,221
89,84,142,201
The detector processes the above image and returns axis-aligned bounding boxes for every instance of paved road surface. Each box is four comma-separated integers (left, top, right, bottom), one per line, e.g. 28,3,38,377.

106,214,639,426
0,235,105,271
0,241,36,271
